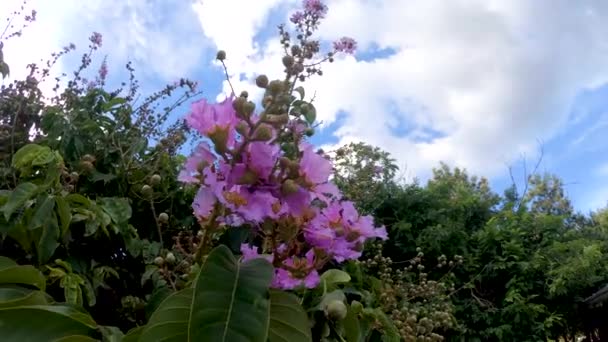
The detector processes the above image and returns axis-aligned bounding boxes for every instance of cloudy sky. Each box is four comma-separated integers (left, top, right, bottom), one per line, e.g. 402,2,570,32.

3,0,608,213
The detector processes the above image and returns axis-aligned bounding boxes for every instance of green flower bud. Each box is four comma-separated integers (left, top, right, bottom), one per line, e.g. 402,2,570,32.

325,300,347,321
150,174,161,186
264,113,289,126
141,184,153,197
267,80,284,95
154,256,164,266
82,154,96,162
281,179,300,195
243,101,256,116
237,169,258,185
80,160,94,172
351,300,363,314
233,96,247,114
70,172,79,181
216,50,226,61
158,212,169,224
236,121,249,136
305,128,314,137
165,252,176,264
252,124,273,141
240,90,249,98
256,74,269,88
282,55,295,67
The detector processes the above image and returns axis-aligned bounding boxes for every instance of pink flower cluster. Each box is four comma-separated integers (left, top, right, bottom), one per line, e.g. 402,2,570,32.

179,94,387,289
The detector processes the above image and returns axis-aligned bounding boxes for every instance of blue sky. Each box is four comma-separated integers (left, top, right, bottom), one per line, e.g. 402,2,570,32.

3,0,608,213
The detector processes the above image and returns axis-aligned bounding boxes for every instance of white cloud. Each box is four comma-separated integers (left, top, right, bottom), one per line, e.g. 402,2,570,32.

1,0,210,92
193,0,608,179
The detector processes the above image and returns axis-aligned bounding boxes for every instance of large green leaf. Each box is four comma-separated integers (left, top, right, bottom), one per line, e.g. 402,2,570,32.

2,182,38,220
38,213,61,264
30,195,56,229
268,290,312,342
137,245,274,342
12,144,51,169
0,285,49,308
55,196,72,236
0,258,46,290
99,197,131,224
0,305,97,341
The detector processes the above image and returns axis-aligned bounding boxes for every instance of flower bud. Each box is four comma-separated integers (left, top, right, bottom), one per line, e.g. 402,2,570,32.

158,212,169,223
154,256,164,266
351,300,363,314
165,252,176,264
304,128,314,137
282,55,295,67
216,50,226,61
325,300,347,321
243,101,256,116
208,129,229,154
233,96,247,114
240,90,248,98
82,154,96,163
70,172,79,181
141,185,153,197
281,179,300,195
236,121,249,137
267,80,284,95
252,124,273,141
264,113,289,126
256,74,269,88
150,174,161,186
80,160,94,172
237,169,258,185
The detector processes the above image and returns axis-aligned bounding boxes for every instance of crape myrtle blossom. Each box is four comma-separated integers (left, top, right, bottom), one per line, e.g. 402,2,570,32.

180,0,382,289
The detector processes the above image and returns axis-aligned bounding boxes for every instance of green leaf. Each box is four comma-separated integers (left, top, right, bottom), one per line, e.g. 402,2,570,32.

122,326,144,342
0,286,49,308
318,290,346,311
66,194,91,207
0,305,97,341
12,144,47,169
0,261,46,290
38,213,60,264
55,196,72,236
2,182,38,220
303,102,316,124
139,245,274,342
99,198,131,224
90,171,117,184
320,269,351,286
31,196,56,229
53,336,98,342
341,304,361,342
294,86,305,100
268,290,312,342
98,325,124,342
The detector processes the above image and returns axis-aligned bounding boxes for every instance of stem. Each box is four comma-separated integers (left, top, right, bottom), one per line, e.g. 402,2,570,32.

149,200,163,245
220,60,236,96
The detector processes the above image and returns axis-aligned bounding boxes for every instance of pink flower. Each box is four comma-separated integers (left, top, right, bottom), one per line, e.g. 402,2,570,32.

304,0,328,18
240,244,273,263
272,249,320,289
89,32,103,47
186,96,239,150
178,142,216,183
300,143,332,185
333,37,357,55
290,11,305,24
